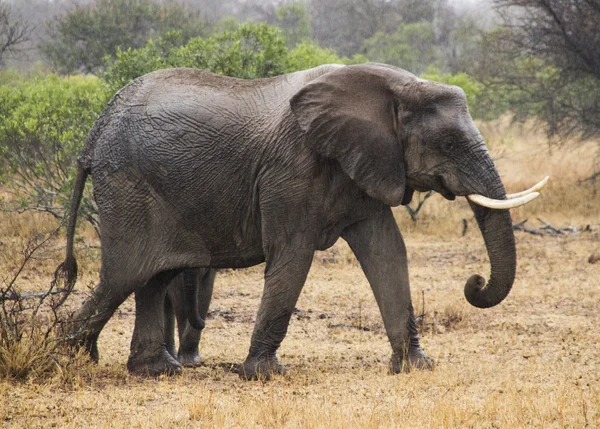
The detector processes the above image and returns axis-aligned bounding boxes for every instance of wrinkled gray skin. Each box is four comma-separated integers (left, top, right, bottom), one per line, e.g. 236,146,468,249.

164,269,215,367
57,63,516,378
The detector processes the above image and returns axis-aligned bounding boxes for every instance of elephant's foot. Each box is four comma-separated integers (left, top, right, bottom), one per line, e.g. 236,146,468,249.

238,355,287,381
67,331,100,363
178,350,202,368
127,348,183,376
390,349,435,374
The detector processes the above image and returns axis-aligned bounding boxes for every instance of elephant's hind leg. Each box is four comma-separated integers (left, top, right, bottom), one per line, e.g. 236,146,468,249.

67,277,132,362
239,248,314,380
128,270,182,376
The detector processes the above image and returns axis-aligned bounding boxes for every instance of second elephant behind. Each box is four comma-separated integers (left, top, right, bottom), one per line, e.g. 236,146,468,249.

164,268,215,368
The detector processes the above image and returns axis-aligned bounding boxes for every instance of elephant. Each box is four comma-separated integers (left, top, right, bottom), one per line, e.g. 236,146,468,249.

164,268,215,367
54,63,542,378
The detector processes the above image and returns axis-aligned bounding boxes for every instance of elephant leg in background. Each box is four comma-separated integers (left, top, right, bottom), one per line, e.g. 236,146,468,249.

342,207,434,373
166,268,216,367
239,247,314,380
127,270,182,376
164,293,177,359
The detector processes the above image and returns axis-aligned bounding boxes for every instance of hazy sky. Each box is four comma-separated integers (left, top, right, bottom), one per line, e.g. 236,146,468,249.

448,0,492,12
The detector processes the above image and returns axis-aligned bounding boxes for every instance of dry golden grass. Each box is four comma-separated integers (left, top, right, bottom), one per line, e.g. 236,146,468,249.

1,120,599,428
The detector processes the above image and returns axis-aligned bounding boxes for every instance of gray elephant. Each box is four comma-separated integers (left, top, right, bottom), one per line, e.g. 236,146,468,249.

164,268,214,367
55,63,540,378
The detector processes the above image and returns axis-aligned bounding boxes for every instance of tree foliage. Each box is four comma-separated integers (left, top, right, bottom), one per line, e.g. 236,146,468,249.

104,23,289,91
104,23,364,93
286,41,366,72
40,0,205,74
477,0,600,139
420,67,484,117
0,74,109,229
311,0,401,57
362,22,440,75
275,2,312,48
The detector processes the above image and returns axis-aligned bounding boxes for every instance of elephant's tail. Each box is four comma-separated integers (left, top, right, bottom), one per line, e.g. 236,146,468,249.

52,164,89,307
183,269,205,331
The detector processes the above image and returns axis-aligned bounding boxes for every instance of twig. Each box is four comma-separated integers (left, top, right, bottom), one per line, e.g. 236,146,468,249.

512,219,589,236
406,191,435,223
327,323,371,332
415,289,426,328
577,171,600,184
1,289,70,301
537,218,565,235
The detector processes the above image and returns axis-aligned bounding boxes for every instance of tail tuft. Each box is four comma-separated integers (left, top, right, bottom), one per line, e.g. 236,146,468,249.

51,254,78,308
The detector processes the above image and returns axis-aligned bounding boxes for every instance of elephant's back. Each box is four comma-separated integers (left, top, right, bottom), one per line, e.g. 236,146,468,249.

134,65,346,95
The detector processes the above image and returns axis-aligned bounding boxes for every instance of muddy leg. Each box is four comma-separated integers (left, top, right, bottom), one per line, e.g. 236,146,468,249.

67,277,132,362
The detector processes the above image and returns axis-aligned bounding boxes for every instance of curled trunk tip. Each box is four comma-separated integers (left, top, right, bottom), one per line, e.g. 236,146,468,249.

464,274,510,308
467,202,516,309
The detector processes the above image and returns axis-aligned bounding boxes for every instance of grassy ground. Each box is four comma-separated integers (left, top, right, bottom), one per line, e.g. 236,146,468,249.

1,119,599,428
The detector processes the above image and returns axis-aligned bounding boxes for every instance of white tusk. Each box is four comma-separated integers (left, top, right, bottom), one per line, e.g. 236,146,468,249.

467,192,540,209
506,176,550,199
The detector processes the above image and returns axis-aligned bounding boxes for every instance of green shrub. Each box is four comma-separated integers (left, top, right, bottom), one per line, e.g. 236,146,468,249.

285,41,367,72
104,23,367,93
104,23,289,92
420,67,485,119
0,74,109,225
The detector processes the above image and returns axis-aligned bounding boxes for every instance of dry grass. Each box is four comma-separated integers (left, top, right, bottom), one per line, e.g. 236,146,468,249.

1,121,599,428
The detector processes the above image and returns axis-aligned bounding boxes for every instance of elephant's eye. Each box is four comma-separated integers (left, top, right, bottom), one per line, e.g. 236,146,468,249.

441,139,455,154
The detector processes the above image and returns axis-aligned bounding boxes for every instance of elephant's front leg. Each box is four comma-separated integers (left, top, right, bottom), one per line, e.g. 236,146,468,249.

342,207,434,373
128,270,183,376
239,248,314,380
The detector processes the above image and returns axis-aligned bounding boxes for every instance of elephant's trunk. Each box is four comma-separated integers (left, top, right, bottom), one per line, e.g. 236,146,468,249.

464,165,516,308
183,269,205,331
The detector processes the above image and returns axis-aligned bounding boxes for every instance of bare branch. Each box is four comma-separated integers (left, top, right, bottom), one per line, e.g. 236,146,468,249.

405,191,435,223
512,218,590,236
0,4,33,66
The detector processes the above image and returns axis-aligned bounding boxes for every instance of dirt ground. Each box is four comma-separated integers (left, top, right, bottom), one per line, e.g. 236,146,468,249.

1,120,599,428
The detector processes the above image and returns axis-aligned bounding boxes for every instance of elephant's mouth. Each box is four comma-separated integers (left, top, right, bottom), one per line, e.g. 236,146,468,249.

406,176,456,200
409,175,548,207
435,176,456,201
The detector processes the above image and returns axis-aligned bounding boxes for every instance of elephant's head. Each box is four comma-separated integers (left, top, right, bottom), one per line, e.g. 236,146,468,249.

291,63,543,309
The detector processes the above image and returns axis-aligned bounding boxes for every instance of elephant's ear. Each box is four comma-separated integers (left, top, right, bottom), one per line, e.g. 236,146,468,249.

290,67,406,207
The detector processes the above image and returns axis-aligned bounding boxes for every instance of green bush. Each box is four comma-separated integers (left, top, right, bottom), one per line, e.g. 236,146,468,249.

104,23,367,93
286,41,367,72
104,23,289,92
0,74,109,226
420,66,484,118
